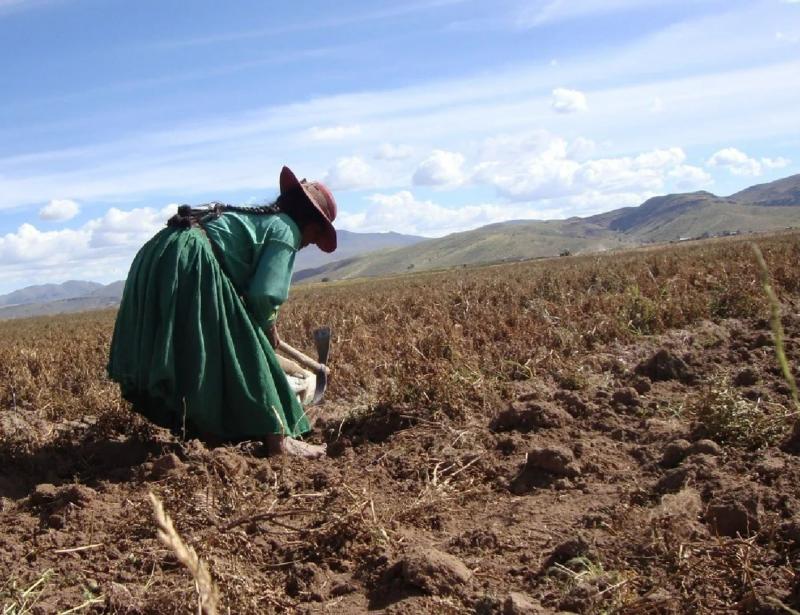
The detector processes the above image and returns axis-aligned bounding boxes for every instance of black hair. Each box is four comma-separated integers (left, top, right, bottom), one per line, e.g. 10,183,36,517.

166,188,320,231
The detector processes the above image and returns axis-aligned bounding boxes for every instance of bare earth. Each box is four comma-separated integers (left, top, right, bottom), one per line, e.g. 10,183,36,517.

1,235,800,613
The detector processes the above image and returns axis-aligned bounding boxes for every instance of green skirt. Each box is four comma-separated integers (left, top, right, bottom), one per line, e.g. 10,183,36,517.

107,226,309,440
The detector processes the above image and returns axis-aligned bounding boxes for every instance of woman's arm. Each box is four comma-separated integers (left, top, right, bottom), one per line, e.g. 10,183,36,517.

246,237,296,346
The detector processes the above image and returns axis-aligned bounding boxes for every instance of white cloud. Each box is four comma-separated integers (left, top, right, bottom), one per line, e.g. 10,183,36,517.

338,190,546,236
474,137,691,202
307,124,362,141
706,147,790,176
567,137,597,160
323,156,377,190
1,53,798,210
707,147,761,175
1,205,172,264
39,198,80,221
668,165,713,190
633,147,686,169
84,205,174,248
479,131,567,160
551,88,588,113
374,143,414,160
0,223,88,264
762,156,791,169
412,149,465,187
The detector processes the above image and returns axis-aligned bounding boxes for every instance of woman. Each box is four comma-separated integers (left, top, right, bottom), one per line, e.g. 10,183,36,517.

107,166,336,458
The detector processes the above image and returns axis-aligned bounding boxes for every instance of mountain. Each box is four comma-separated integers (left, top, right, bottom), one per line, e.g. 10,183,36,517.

89,280,126,299
294,173,800,282
293,229,424,272
2,173,799,318
0,280,124,319
0,231,424,319
728,174,800,207
586,191,800,241
0,280,103,307
294,218,635,282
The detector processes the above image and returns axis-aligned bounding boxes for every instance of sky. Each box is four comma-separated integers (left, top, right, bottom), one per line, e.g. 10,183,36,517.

0,0,799,293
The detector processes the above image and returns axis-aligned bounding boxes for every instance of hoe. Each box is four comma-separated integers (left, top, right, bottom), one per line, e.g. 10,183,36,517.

276,326,331,406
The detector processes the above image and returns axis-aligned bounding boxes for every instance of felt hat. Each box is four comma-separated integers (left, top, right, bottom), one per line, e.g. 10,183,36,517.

279,166,337,253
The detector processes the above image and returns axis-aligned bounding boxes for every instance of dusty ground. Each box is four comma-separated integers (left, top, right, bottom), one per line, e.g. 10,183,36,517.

1,313,798,614
1,235,800,613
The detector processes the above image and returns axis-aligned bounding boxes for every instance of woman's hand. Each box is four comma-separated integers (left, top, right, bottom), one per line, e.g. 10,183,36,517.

266,323,281,349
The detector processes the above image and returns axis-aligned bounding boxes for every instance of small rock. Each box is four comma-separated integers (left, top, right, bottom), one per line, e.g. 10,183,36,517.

706,491,762,537
643,418,687,443
661,439,691,467
504,591,546,614
688,439,722,457
657,453,721,494
635,349,694,383
399,547,471,595
656,467,691,493
612,387,640,409
211,449,247,480
553,391,590,418
30,483,59,506
491,402,573,432
733,368,759,387
58,484,97,507
526,446,580,477
149,453,186,479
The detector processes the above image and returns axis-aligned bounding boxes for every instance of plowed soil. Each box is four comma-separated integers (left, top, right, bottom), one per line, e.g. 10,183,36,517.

2,235,800,614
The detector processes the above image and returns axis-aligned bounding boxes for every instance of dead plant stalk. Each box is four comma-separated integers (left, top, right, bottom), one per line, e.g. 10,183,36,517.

148,492,220,615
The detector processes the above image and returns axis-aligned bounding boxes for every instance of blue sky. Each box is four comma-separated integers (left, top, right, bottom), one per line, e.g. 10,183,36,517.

0,0,799,293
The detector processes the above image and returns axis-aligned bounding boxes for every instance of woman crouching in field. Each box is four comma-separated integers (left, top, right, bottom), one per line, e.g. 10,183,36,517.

107,166,336,458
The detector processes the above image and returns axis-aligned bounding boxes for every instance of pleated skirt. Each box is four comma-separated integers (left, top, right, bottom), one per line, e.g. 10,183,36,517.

107,226,309,439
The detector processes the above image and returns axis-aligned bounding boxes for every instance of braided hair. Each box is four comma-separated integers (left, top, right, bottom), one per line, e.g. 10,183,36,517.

167,189,319,230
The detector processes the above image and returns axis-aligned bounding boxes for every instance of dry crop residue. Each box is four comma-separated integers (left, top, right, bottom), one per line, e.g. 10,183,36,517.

1,232,800,613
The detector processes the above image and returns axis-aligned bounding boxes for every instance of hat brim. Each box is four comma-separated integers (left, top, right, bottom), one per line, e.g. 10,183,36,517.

280,166,337,253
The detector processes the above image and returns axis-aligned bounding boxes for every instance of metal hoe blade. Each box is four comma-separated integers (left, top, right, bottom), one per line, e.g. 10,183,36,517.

309,327,331,405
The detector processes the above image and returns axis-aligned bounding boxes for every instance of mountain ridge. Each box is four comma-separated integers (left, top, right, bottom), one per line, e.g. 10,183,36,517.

2,172,799,318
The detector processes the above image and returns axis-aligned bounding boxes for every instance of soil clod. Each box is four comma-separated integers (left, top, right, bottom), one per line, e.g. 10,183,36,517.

636,348,695,383
397,547,472,595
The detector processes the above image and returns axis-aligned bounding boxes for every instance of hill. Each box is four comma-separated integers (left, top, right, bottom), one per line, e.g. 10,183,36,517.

729,173,800,206
0,280,103,307
294,218,636,282
293,229,423,272
2,173,799,314
295,173,800,282
0,280,124,320
588,191,800,241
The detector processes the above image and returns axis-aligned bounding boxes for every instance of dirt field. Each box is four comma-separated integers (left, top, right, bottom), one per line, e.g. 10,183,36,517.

2,233,800,614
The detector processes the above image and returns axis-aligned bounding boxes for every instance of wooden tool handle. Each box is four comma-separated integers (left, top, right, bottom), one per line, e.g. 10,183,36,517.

277,341,329,375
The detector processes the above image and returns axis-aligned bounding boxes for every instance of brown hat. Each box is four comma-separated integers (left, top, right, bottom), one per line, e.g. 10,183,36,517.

279,166,338,253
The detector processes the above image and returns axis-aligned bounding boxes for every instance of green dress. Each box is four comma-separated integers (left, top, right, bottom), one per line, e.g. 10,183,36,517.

107,211,309,440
